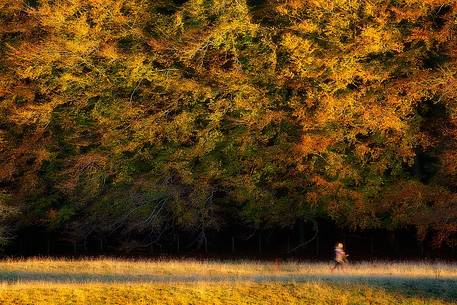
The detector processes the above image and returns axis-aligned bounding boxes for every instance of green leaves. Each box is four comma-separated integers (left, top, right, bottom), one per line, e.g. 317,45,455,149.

1,0,456,249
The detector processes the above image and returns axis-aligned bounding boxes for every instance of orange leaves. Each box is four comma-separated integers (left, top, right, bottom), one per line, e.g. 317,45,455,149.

309,175,331,188
146,38,172,53
307,174,379,229
354,143,370,159
381,181,457,246
365,107,406,133
73,153,108,172
57,152,109,194
0,0,23,12
438,150,457,187
11,84,35,104
287,0,305,11
296,134,332,156
305,191,319,206
0,162,15,183
390,6,426,23
0,0,457,246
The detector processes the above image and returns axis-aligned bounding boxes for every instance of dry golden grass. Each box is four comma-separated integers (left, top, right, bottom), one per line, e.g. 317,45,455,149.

0,281,455,305
0,259,456,304
1,258,456,278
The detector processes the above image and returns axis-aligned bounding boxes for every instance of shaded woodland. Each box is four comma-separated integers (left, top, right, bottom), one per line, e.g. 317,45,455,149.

1,0,457,257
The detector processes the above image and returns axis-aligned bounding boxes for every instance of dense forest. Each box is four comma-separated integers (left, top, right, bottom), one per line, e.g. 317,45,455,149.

0,0,457,257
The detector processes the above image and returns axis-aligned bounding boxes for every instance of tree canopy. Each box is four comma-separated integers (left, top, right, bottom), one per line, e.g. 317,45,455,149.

1,0,457,252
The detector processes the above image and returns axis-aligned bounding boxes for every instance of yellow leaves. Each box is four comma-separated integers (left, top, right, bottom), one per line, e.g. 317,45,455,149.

183,20,258,63
187,0,251,19
34,3,69,31
293,21,319,33
173,79,201,94
275,5,290,16
34,148,52,168
364,1,381,18
233,85,260,111
72,14,91,38
281,33,321,79
18,65,51,80
330,59,362,90
207,110,224,128
359,26,403,54
282,33,315,54
174,112,194,130
10,99,62,127
0,81,11,103
179,1,258,67
315,93,358,125
311,0,361,12
354,143,370,160
126,55,149,83
59,73,89,91
194,129,223,157
162,112,195,145
64,38,98,55
325,152,348,179
174,13,184,33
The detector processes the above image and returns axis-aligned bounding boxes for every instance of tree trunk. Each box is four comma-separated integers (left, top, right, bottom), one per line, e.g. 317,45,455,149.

370,235,374,257
177,235,180,254
46,234,50,255
258,232,262,254
287,234,290,253
299,221,305,254
419,240,424,258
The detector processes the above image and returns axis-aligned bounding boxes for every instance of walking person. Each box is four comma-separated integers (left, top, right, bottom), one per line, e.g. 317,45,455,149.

331,242,349,271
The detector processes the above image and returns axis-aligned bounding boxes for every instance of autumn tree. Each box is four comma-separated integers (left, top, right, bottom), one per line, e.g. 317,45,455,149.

0,0,456,252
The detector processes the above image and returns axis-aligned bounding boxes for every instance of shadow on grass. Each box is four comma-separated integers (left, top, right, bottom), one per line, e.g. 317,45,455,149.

0,272,456,302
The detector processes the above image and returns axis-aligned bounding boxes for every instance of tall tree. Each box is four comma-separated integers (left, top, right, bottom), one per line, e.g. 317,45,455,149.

0,0,456,251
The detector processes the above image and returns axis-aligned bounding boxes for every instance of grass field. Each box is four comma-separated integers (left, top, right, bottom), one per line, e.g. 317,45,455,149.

0,259,456,304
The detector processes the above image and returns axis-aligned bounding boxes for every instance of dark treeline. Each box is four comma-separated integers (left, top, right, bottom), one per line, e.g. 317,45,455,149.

1,0,457,258
5,221,455,260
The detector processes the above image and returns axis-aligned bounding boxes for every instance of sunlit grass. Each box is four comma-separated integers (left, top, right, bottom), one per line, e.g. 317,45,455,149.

1,258,456,278
0,259,456,304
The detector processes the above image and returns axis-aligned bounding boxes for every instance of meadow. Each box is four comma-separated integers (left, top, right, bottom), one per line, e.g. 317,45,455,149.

0,259,456,304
